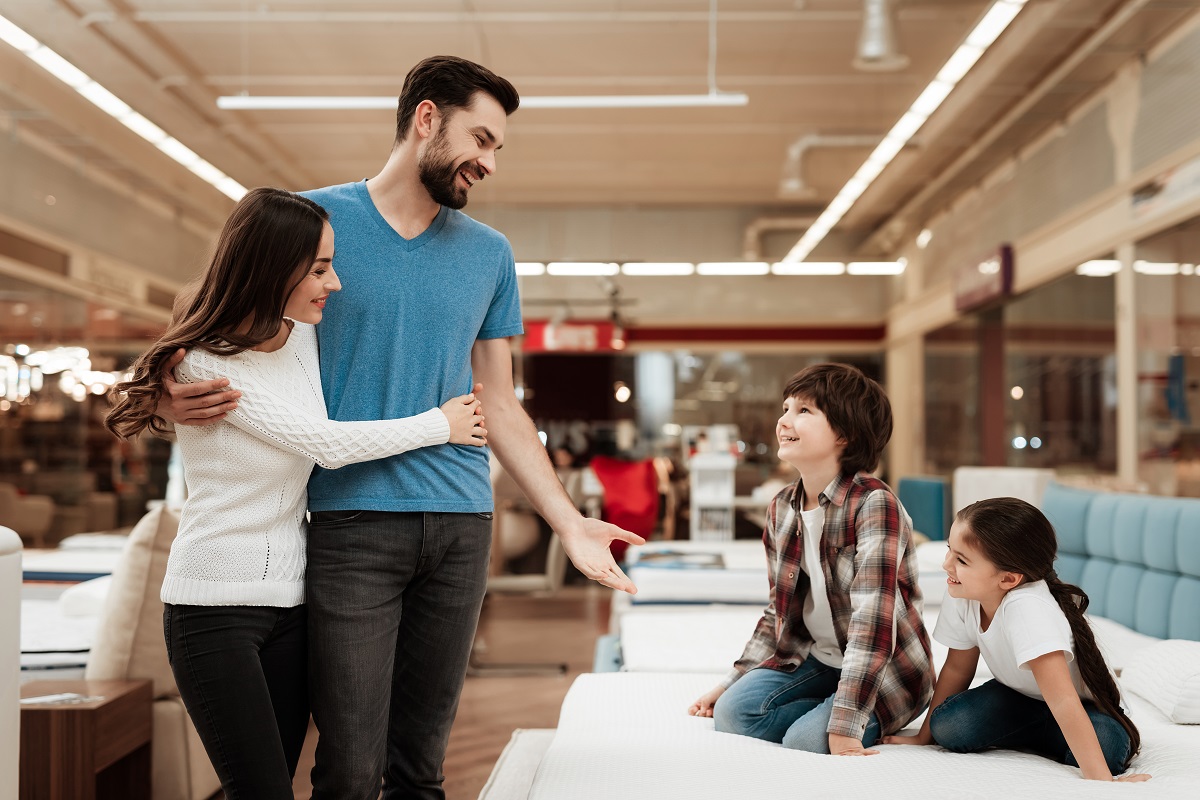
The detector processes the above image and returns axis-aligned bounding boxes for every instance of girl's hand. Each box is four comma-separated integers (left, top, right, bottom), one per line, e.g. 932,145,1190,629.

1114,773,1152,783
440,387,486,446
829,733,878,756
881,732,932,746
687,685,726,718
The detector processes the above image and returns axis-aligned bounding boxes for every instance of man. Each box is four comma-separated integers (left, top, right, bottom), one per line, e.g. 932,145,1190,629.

159,56,643,799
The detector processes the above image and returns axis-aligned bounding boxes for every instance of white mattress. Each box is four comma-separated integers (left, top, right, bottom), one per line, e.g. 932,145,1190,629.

619,607,764,673
529,672,1198,799
626,541,768,605
477,729,556,800
915,539,949,607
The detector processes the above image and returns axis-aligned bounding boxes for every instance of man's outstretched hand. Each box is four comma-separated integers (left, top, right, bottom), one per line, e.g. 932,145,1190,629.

558,518,645,594
158,348,241,426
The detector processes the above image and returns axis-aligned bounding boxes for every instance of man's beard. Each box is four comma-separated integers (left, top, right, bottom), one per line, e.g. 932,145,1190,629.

418,128,472,209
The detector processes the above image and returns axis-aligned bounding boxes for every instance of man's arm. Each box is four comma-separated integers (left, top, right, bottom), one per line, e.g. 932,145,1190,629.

471,337,644,594
158,349,242,427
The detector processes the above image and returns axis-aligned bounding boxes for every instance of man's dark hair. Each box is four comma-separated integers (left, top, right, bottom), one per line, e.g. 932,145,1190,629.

782,363,892,474
395,56,520,142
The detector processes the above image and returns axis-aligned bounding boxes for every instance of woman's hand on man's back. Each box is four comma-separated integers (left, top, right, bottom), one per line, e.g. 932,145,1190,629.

441,383,487,446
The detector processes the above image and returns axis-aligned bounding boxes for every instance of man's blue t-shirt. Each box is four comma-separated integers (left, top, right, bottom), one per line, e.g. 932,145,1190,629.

301,180,523,513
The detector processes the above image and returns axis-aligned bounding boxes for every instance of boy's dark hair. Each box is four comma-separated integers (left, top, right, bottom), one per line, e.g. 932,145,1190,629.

783,363,891,474
395,56,520,142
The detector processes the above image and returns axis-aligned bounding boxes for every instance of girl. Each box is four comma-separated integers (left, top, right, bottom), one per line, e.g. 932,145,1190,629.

884,497,1151,783
105,187,487,798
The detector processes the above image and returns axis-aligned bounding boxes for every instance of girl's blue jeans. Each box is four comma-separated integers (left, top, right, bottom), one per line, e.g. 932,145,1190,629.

713,660,881,752
930,679,1131,773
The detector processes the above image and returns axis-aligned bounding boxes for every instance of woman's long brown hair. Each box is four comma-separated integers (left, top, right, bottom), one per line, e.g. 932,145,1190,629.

956,497,1140,770
106,188,328,438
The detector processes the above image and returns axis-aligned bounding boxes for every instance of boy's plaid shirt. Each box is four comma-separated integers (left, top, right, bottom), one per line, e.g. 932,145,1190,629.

722,471,934,739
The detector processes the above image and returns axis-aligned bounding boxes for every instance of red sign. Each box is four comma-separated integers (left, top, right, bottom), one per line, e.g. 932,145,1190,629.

522,320,617,352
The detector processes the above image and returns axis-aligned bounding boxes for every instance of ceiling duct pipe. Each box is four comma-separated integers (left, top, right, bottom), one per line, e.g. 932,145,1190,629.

743,216,817,261
779,134,882,197
854,0,909,72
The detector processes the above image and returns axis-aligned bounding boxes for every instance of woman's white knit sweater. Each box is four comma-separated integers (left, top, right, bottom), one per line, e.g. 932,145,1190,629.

162,322,450,607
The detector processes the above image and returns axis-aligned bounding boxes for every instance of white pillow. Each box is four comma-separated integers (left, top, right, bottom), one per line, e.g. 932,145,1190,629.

1086,614,1160,675
57,574,112,617
1121,640,1200,724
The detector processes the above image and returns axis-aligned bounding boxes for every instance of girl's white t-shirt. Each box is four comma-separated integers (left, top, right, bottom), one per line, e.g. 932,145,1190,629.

798,503,843,668
933,580,1095,702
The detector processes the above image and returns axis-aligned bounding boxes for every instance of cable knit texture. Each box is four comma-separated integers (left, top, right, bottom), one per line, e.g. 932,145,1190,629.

161,322,450,607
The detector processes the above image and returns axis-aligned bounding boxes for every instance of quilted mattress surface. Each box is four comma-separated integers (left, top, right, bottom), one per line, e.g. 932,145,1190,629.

529,672,1198,799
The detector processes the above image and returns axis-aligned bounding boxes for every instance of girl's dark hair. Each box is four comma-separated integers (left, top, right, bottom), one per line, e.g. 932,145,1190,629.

956,497,1140,769
395,55,520,142
105,188,328,438
783,363,892,474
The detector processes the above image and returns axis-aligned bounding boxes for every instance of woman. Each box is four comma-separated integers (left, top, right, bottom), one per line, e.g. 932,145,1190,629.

106,187,487,798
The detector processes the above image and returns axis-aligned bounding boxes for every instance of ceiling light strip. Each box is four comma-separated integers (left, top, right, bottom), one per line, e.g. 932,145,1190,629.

0,13,247,201
780,0,1028,264
216,92,749,110
621,263,695,276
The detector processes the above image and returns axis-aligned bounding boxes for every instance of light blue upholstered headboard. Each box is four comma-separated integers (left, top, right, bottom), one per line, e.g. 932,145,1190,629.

1042,482,1200,641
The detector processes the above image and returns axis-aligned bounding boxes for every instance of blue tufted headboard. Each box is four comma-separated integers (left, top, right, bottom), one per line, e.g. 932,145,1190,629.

1042,482,1200,641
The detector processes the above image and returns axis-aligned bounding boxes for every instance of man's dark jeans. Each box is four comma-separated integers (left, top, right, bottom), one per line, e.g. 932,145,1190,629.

306,510,492,800
164,603,309,800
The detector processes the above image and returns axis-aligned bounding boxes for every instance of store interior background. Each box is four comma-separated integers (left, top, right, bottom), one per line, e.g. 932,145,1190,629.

3,0,1200,545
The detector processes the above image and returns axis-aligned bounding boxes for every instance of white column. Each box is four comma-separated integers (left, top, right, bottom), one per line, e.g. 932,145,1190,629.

0,527,22,799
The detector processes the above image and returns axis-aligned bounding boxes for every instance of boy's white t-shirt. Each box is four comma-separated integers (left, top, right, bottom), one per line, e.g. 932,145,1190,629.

798,502,844,668
933,580,1095,702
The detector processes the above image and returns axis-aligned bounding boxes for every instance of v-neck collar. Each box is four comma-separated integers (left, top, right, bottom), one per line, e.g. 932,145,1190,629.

354,179,449,252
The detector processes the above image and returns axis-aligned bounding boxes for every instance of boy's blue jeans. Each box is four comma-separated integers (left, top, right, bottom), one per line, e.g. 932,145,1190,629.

930,679,1131,773
713,661,881,752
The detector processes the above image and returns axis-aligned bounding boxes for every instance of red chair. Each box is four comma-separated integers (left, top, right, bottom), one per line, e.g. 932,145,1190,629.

587,456,660,561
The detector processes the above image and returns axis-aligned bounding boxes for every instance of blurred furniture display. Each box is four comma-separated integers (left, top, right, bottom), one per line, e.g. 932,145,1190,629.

687,453,736,542
589,455,661,559
896,475,951,540
83,506,221,800
0,483,55,548
1,527,21,800
20,678,151,800
951,466,1055,515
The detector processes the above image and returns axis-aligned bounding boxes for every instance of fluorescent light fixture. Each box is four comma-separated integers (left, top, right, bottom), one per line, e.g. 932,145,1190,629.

780,1,1028,265
0,16,37,51
28,47,89,87
547,262,619,276
0,13,247,201
217,91,749,111
1075,259,1120,277
848,261,906,275
157,138,201,167
621,262,695,276
119,112,168,144
1133,260,1181,275
697,262,769,276
515,262,546,276
772,262,845,275
916,228,933,248
77,82,131,116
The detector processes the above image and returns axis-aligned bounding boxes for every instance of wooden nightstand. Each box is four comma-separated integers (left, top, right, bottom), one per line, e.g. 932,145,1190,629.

20,679,152,800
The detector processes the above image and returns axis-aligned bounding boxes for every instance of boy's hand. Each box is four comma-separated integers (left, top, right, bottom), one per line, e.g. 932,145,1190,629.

687,685,726,718
881,732,932,746
829,733,878,756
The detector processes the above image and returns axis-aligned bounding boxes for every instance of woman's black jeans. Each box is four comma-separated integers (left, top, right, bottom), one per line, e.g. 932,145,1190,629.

164,603,309,800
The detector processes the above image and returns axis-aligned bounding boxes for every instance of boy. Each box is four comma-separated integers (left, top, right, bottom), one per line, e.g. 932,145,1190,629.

687,363,933,755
